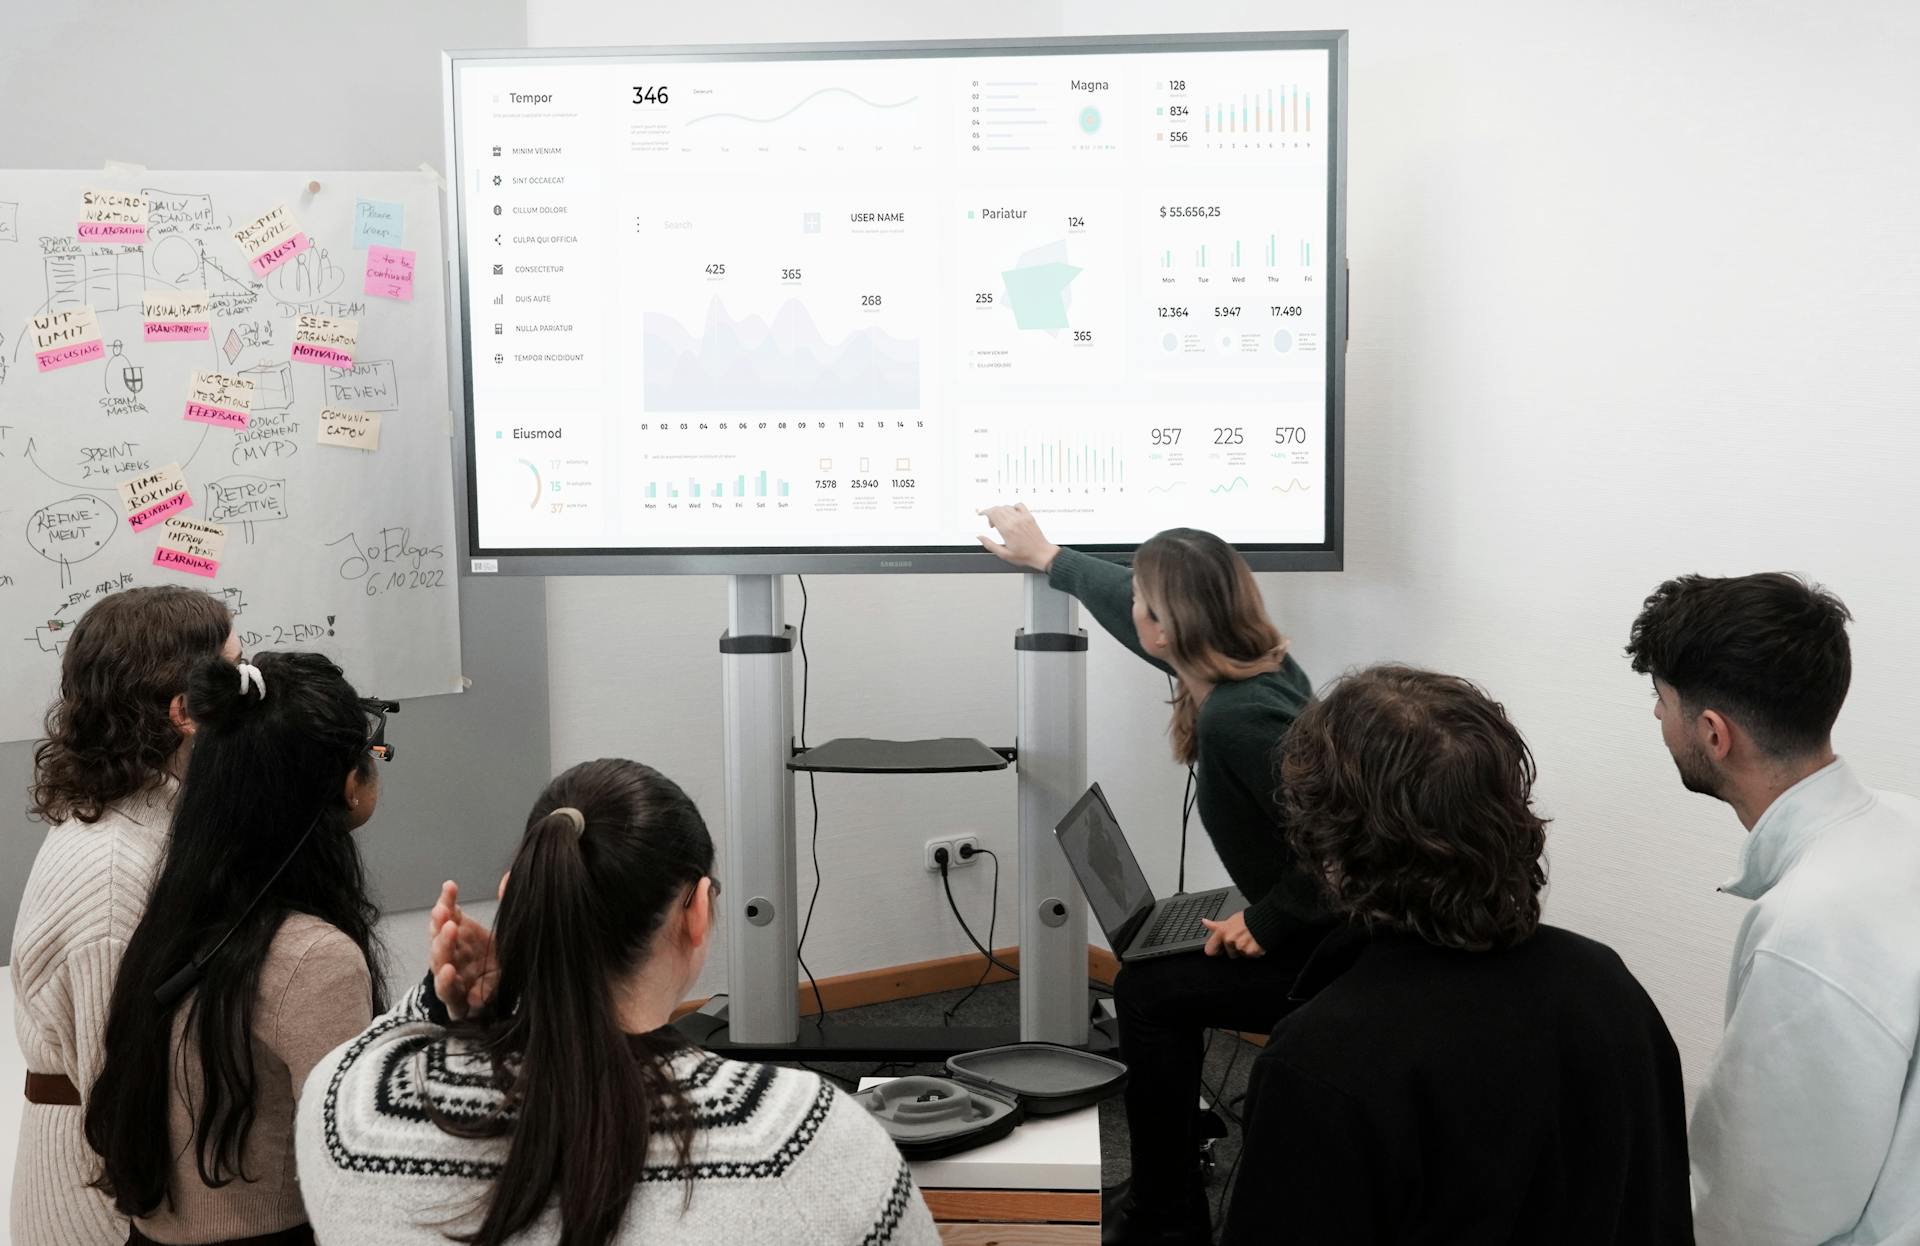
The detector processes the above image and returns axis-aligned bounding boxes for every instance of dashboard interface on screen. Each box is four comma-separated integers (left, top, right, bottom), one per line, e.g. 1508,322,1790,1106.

452,42,1336,557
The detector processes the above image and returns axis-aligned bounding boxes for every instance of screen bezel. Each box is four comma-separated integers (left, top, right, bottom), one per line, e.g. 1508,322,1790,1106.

440,30,1348,575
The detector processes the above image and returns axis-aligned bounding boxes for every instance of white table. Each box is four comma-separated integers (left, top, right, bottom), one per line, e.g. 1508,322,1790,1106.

860,1077,1102,1245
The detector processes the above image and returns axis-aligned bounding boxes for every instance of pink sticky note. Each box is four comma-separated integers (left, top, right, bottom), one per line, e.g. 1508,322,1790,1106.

291,342,353,367
78,221,148,243
128,490,193,532
250,231,311,277
36,339,106,372
363,245,415,301
184,401,251,430
153,546,219,578
145,321,210,341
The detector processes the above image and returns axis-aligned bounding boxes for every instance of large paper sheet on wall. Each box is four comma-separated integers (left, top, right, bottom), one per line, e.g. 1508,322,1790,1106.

0,170,461,742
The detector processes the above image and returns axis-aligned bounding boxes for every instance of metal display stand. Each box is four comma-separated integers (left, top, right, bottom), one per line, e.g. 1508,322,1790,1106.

675,574,1107,1060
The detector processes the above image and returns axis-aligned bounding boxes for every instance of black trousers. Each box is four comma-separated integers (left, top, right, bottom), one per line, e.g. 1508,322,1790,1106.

1112,927,1327,1208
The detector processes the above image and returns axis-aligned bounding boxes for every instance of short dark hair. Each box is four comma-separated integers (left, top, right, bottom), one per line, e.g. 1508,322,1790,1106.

1280,665,1549,952
1625,573,1851,758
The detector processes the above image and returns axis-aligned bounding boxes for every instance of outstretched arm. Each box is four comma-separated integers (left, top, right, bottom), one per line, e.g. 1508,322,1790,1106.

978,503,1172,674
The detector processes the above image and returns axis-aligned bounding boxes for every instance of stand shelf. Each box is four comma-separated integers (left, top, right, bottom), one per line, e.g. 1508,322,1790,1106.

789,737,1013,774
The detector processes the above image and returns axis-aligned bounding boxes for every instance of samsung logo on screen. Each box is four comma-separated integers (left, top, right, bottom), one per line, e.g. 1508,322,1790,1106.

878,559,915,568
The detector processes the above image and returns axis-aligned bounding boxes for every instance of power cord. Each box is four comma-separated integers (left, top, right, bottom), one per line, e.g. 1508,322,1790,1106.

1201,1029,1252,1227
794,575,827,1027
938,849,1019,978
1168,673,1199,892
943,846,1003,1023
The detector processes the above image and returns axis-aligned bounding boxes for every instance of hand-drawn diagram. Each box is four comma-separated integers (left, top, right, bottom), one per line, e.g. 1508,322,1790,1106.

45,249,147,313
31,620,73,654
266,242,344,305
26,494,119,587
102,339,144,397
1,170,461,743
240,360,295,409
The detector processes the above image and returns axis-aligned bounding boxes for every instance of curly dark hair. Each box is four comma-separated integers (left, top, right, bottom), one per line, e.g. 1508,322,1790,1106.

29,586,232,824
1280,665,1549,952
1625,572,1851,759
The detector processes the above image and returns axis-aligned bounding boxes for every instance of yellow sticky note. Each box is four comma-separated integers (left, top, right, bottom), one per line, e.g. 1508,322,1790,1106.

317,406,381,451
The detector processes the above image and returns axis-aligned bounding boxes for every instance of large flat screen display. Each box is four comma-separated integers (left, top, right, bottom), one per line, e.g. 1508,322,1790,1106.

443,32,1346,573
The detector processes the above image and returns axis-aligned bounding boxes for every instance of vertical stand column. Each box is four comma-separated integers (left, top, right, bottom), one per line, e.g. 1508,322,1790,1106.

719,575,798,1044
1015,576,1089,1045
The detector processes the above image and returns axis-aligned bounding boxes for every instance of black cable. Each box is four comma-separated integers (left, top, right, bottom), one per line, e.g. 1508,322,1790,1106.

1204,1030,1251,1228
1197,1027,1247,1127
944,847,1003,1023
794,575,827,1028
1168,673,1198,893
1179,764,1197,893
1216,1032,1246,1126
155,810,324,1007
797,575,811,747
939,858,1019,977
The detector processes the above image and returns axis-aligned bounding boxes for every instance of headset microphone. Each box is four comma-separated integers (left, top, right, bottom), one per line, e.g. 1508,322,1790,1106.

153,810,326,1008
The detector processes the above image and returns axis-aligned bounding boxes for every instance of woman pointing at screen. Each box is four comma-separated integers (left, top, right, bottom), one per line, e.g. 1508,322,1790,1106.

978,504,1334,1246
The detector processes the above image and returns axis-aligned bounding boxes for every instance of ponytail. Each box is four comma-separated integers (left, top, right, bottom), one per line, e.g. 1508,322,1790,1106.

437,761,710,1246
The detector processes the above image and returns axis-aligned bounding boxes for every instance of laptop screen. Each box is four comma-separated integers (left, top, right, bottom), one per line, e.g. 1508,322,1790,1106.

1054,784,1157,945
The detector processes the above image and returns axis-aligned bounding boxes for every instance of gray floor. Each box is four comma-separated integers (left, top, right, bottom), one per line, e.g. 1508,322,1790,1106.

771,978,1260,1241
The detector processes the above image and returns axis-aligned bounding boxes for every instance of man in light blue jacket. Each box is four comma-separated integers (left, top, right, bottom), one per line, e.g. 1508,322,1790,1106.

1627,573,1920,1246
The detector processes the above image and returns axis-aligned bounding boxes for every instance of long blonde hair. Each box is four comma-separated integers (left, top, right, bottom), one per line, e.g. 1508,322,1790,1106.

1133,529,1288,764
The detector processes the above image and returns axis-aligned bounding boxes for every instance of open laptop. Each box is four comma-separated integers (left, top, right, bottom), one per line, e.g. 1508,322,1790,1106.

1053,783,1245,962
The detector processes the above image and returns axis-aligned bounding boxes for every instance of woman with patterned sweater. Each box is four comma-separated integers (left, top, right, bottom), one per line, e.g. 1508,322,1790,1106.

296,758,938,1246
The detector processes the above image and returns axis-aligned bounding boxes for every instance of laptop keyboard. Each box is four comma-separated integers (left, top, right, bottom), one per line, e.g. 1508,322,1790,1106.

1139,892,1228,949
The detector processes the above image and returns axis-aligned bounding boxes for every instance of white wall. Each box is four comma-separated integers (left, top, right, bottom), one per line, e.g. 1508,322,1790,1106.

534,0,1920,1102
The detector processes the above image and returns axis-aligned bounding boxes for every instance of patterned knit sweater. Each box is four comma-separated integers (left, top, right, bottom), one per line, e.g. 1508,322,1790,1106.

295,983,940,1246
10,783,174,1246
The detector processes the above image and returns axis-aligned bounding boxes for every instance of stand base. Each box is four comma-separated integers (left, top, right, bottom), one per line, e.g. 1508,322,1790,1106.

674,1007,1121,1064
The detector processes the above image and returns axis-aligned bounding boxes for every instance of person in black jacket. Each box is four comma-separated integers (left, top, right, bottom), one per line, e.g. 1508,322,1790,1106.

1222,665,1693,1245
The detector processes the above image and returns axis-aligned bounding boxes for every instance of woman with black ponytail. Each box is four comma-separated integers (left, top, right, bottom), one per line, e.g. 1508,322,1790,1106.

297,758,938,1246
85,651,388,1245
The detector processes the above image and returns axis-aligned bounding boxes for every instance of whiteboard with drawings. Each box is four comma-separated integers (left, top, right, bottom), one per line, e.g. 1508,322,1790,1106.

0,170,462,743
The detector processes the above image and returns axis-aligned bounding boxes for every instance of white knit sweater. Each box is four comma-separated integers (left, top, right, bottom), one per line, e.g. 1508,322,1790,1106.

9,783,174,1246
296,983,941,1246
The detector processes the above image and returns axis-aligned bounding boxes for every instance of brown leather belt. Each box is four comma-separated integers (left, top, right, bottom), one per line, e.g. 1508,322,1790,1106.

24,1071,81,1106
129,1223,315,1246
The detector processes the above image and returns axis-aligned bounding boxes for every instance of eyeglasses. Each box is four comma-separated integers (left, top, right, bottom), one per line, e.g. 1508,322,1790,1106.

684,876,719,908
361,698,399,762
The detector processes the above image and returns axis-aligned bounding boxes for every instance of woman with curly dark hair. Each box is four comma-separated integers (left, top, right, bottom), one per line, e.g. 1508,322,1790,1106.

11,586,236,1246
1221,665,1693,1245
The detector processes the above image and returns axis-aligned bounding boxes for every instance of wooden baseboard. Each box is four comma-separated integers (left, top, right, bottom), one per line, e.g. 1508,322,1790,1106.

675,945,1121,1021
672,942,1266,1047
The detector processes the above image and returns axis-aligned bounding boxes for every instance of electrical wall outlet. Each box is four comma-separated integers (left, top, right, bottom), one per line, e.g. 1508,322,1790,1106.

924,837,982,872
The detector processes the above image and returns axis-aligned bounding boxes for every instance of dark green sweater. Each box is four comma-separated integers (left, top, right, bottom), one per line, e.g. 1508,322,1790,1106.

1048,546,1333,951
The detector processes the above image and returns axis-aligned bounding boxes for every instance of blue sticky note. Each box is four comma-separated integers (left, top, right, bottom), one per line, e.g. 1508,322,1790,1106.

353,198,404,248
